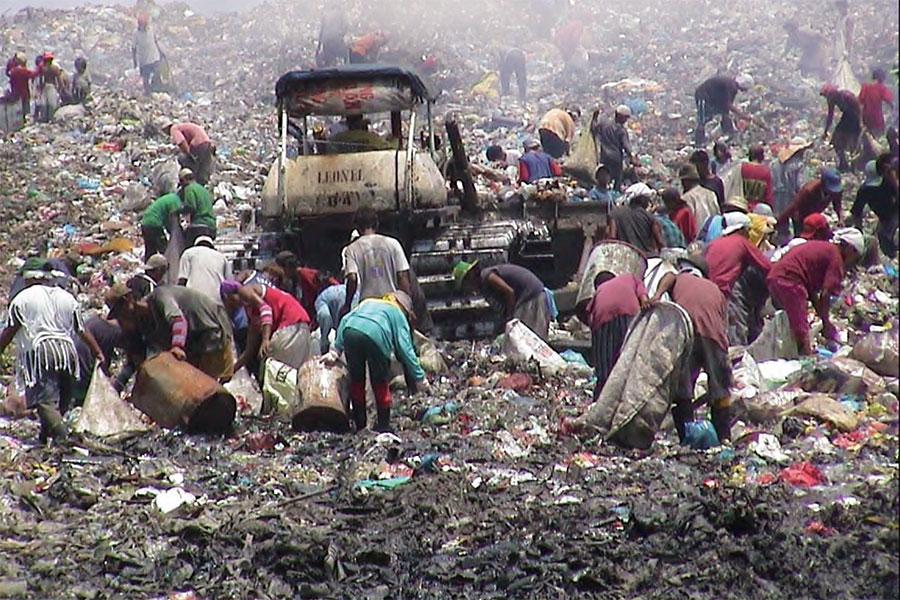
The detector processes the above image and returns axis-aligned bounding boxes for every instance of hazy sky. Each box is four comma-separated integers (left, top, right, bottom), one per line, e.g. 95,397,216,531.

0,0,261,14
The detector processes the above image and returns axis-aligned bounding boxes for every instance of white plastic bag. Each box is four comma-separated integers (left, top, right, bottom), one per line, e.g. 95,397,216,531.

501,319,568,375
223,367,263,416
74,364,150,437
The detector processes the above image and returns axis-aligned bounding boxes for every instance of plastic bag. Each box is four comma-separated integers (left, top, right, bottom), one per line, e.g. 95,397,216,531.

73,364,150,437
470,71,499,98
223,367,263,416
783,394,859,432
779,461,824,487
562,117,597,185
501,319,568,375
413,330,447,374
262,358,299,422
850,330,899,377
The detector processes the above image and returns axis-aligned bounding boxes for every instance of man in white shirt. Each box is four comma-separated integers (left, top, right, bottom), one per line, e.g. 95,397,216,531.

340,208,411,318
178,236,232,304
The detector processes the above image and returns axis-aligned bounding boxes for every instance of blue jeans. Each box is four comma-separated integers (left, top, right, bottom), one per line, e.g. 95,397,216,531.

315,284,347,352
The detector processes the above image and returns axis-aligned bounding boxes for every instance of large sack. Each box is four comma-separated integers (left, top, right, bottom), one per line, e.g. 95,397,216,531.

792,357,886,397
562,117,598,185
850,331,899,377
73,365,151,438
783,393,858,432
52,103,86,122
575,241,648,307
413,330,447,374
575,302,694,449
747,310,799,362
502,318,568,375
294,356,350,432
150,159,180,195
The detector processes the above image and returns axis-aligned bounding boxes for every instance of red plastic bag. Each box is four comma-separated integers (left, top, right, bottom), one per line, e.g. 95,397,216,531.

779,461,824,487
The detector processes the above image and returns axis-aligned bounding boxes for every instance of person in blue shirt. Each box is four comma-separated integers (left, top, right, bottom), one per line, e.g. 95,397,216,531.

328,291,425,432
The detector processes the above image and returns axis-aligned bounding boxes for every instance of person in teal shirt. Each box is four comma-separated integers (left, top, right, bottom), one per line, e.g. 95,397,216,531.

140,192,182,260
329,291,425,432
178,168,216,246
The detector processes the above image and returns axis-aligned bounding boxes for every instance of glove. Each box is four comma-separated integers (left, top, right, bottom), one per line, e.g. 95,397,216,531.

322,349,341,363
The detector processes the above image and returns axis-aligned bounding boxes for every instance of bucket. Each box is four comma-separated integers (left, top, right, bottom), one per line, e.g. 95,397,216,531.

293,357,350,433
131,352,236,434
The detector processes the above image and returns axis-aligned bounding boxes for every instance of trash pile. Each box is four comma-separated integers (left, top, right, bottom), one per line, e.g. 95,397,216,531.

0,0,898,598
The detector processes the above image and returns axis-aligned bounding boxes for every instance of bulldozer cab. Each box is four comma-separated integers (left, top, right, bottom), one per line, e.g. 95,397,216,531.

262,65,446,221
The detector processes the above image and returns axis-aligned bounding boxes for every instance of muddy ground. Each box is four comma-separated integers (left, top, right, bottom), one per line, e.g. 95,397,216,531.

2,356,897,600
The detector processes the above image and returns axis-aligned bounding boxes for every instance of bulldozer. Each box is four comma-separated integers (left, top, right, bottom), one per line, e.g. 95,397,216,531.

220,64,608,339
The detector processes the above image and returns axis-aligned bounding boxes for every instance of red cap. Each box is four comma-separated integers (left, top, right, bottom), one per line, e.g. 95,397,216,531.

799,213,831,240
820,83,837,97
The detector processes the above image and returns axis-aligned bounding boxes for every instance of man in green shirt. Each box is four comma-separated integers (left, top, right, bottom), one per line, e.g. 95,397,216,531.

328,291,425,432
178,168,216,246
141,191,182,261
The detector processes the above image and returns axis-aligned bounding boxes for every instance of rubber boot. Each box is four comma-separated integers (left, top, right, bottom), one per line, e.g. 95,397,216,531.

36,403,67,444
372,382,392,433
374,405,392,433
711,403,732,444
350,382,367,431
671,402,693,444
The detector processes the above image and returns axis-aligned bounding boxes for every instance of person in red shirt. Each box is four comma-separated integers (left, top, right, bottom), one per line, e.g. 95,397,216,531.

821,84,862,172
219,279,311,373
274,250,339,328
661,187,697,242
858,68,895,137
776,167,843,235
3,54,36,116
766,229,863,355
553,19,584,64
585,271,650,400
705,212,771,345
349,31,388,64
740,144,774,209
652,255,733,443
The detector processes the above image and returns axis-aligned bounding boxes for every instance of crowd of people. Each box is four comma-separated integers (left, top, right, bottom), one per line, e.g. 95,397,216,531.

1,5,898,452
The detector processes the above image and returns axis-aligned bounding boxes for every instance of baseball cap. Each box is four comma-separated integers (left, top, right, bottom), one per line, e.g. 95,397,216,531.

452,260,478,290
105,282,132,318
833,227,865,255
799,213,831,240
863,160,882,187
678,163,700,181
179,168,194,180
820,167,843,193
722,212,751,235
144,254,168,270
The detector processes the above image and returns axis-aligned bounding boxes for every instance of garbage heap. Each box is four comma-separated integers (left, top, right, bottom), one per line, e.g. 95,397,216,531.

0,0,898,598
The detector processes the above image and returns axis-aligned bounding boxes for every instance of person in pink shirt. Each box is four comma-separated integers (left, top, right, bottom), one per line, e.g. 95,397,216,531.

162,119,215,185
704,212,771,345
858,67,894,137
584,271,650,399
220,279,311,374
766,228,863,355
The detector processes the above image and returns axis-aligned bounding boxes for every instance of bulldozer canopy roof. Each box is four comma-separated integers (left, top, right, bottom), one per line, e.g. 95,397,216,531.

275,65,434,117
